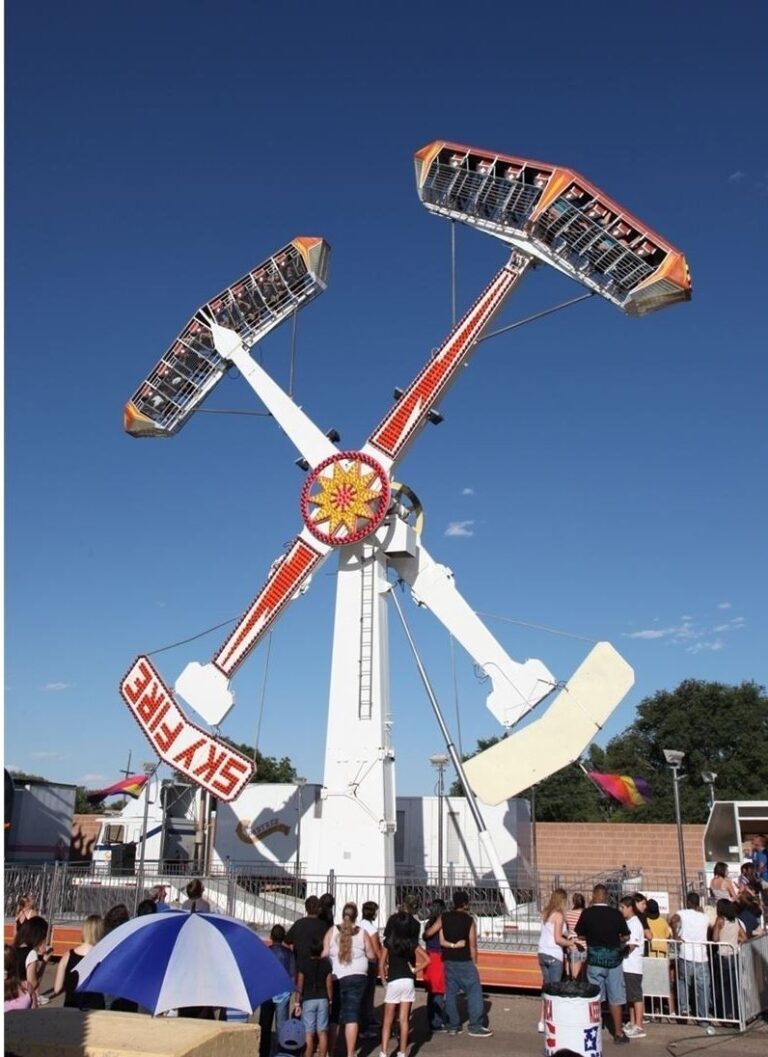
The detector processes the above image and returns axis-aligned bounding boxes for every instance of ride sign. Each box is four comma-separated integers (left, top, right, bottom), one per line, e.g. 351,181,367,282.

120,655,254,801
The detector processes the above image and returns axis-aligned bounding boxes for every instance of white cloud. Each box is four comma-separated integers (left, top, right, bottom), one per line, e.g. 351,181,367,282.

80,774,106,783
154,600,167,608
461,487,475,496
30,751,66,760
717,602,732,610
680,614,693,622
40,681,71,692
627,612,744,650
687,640,724,654
445,520,475,538
728,171,744,183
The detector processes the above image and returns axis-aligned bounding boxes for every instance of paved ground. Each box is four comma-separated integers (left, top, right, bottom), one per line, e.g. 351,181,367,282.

38,965,768,1057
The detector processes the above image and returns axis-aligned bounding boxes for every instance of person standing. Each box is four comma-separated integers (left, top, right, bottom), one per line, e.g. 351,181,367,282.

537,888,575,1032
670,892,714,1033
565,893,587,981
53,914,105,1010
619,897,646,1037
422,899,449,1034
359,901,383,1038
575,884,630,1045
294,937,333,1057
323,902,375,1057
439,890,493,1038
182,879,211,913
378,932,429,1057
259,925,297,1057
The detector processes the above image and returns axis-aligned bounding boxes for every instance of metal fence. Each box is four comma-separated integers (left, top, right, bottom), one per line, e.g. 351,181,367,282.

5,861,695,940
642,934,768,1032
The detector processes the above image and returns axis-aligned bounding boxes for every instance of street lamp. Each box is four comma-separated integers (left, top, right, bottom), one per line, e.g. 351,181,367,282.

430,753,450,892
295,777,307,884
664,749,688,898
701,770,717,811
135,760,158,914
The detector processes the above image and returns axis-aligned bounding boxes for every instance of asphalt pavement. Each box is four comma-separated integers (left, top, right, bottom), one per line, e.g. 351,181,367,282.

37,965,768,1057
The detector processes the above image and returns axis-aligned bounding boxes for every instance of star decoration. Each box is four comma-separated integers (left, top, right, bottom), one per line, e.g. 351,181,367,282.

309,459,382,538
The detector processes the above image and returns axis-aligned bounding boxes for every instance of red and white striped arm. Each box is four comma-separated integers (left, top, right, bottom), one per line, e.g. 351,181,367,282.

214,530,330,675
173,529,331,726
363,253,531,469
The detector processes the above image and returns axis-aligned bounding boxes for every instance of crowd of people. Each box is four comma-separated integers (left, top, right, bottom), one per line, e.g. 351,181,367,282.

536,851,767,1046
6,845,767,1054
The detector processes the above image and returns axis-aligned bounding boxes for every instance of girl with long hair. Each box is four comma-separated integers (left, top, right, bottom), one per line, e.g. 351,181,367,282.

53,915,105,1010
323,902,375,1057
12,917,52,1008
536,888,575,1032
5,945,32,1012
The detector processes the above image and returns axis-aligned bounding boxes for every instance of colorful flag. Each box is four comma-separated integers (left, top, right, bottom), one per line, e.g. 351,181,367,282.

587,771,652,809
86,774,149,803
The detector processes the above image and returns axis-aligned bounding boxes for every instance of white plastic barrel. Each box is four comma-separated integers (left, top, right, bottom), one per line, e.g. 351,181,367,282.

543,991,602,1056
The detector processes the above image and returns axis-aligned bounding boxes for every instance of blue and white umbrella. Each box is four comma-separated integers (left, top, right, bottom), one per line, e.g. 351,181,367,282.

75,911,294,1015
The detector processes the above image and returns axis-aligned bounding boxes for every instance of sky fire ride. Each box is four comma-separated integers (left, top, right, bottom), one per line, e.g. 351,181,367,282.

120,143,691,909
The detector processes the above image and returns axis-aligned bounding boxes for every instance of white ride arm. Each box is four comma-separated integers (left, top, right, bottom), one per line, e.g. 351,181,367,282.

464,642,635,805
388,540,557,728
209,321,338,470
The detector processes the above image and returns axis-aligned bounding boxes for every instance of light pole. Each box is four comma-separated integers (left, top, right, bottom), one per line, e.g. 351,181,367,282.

135,760,158,914
430,753,450,892
295,777,307,884
701,770,717,812
664,749,688,898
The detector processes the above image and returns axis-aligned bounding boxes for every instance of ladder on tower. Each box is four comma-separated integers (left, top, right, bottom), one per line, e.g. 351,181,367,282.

358,547,375,720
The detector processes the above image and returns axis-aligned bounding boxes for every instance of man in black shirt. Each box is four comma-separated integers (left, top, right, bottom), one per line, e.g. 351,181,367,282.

286,896,329,963
439,890,493,1037
576,884,631,1045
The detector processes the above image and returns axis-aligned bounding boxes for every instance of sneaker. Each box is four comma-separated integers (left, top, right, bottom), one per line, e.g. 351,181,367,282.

467,1026,494,1037
396,1052,406,1057
630,1027,646,1038
703,1026,716,1036
446,1028,461,1036
537,1021,545,1033
614,1034,630,1045
623,1022,632,1032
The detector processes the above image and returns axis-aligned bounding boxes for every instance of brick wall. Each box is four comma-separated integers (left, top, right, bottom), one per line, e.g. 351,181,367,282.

534,822,705,898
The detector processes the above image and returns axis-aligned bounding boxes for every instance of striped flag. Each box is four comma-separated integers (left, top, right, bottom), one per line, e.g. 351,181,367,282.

587,771,652,809
86,774,148,803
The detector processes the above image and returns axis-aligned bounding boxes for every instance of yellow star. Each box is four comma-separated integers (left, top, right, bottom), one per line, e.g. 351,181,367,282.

309,459,382,538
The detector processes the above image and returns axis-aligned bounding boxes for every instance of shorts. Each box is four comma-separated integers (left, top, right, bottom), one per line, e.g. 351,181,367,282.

385,978,416,1004
569,946,588,964
587,963,626,1006
301,997,329,1034
624,972,643,1004
338,974,367,1025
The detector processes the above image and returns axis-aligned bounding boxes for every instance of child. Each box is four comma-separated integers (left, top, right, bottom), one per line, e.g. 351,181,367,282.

275,1018,307,1057
294,937,332,1057
619,896,646,1038
4,945,32,1012
260,925,297,1057
379,934,429,1057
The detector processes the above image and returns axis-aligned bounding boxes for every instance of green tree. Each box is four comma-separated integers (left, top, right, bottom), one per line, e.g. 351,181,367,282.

447,680,768,824
75,787,105,813
219,739,298,784
598,679,768,823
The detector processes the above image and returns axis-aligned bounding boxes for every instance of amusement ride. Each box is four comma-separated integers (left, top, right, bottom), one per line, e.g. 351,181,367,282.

121,142,691,911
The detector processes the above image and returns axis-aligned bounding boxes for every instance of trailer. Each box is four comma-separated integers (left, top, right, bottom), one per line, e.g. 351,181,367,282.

6,776,77,864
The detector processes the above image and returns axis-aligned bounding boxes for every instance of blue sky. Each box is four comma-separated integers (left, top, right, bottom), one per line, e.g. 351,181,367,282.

5,2,767,797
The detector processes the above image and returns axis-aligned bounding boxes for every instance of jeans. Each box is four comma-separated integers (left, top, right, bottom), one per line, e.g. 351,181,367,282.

427,991,448,1030
258,995,290,1057
538,954,564,987
444,960,485,1032
677,959,711,1023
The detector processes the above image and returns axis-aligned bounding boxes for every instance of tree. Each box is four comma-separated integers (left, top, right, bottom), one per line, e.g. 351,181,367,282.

75,787,104,814
597,680,768,824
216,739,298,785
447,680,768,824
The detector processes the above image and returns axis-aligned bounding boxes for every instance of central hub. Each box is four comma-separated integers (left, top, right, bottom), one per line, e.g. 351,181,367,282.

301,451,391,547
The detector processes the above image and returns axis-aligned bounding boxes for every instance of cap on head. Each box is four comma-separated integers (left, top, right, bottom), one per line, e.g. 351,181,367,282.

278,1019,306,1051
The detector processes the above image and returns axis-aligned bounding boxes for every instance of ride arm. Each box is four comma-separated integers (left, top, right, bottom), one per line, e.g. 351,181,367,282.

388,539,557,728
208,321,338,468
174,528,333,726
361,252,532,471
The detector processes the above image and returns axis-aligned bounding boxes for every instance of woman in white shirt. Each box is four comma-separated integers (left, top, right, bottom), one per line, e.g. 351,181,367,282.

536,888,575,1031
323,902,376,1057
